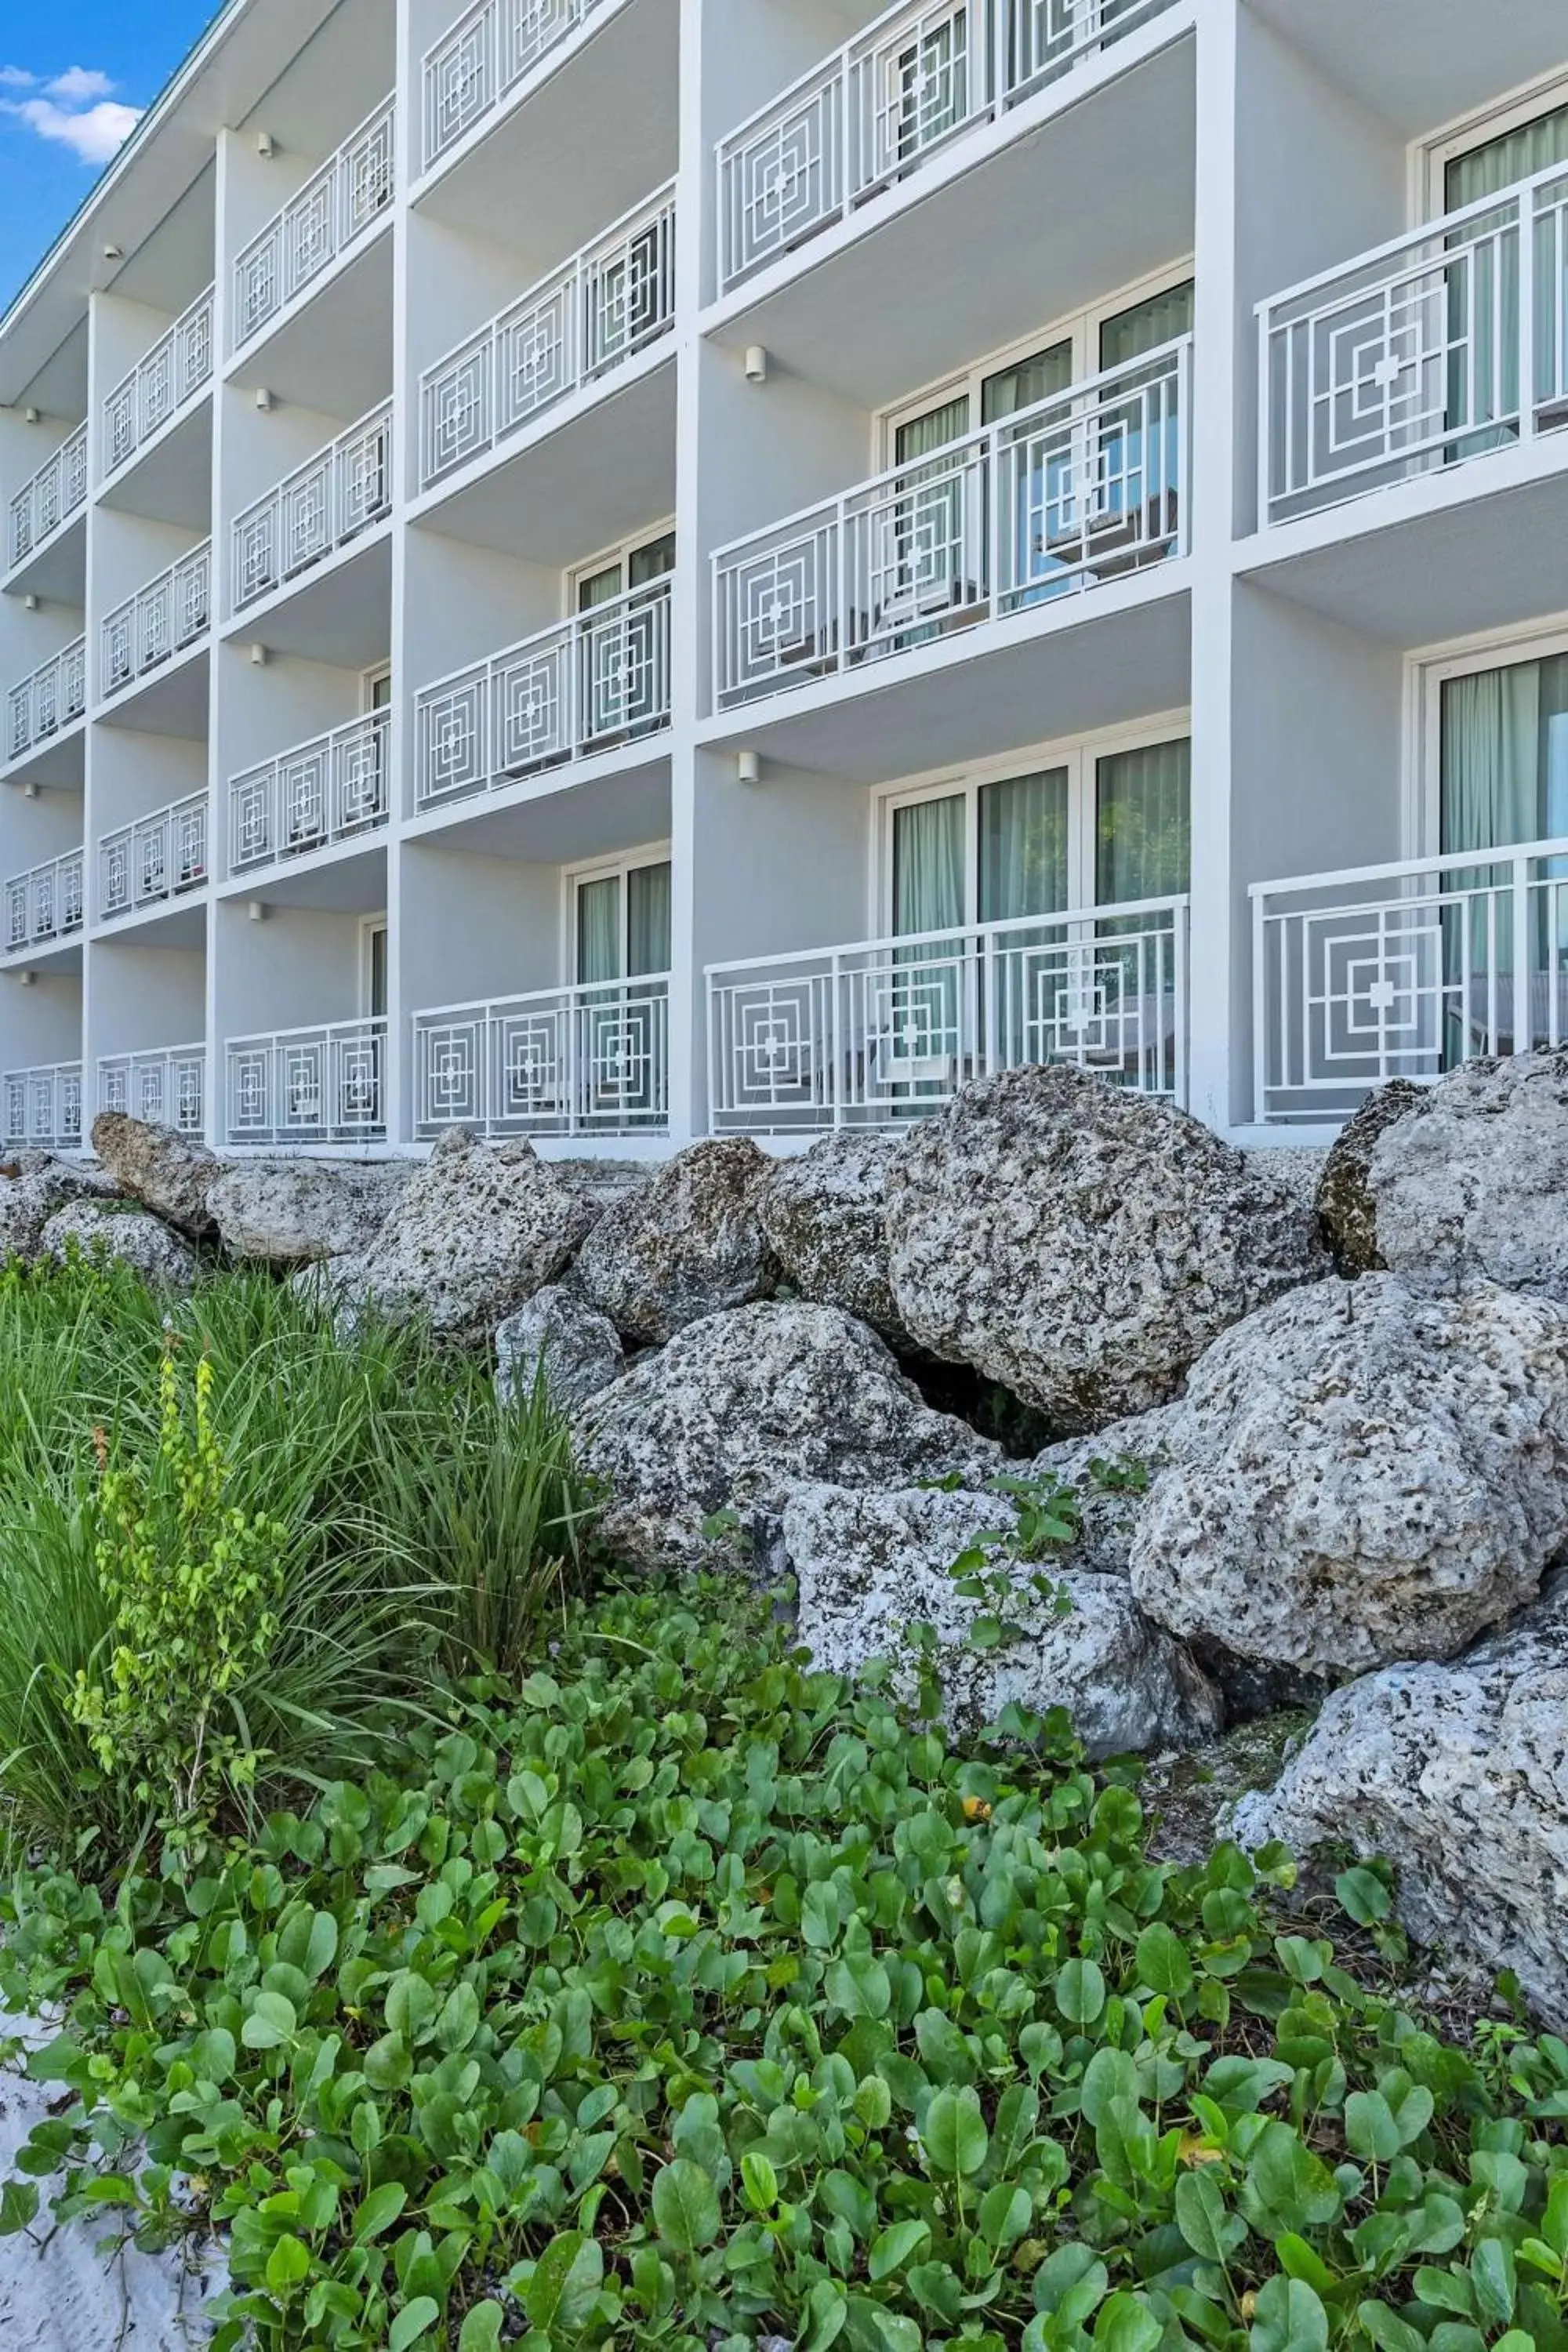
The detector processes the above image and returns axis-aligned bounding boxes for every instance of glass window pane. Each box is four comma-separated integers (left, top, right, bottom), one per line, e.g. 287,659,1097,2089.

1445,106,1568,207
368,670,391,710
1096,740,1191,905
892,793,966,936
978,770,1069,921
1099,280,1196,372
1440,654,1568,850
577,562,624,612
895,394,971,466
981,341,1074,424
576,874,622,982
629,532,677,587
368,924,388,1018
627,861,672,975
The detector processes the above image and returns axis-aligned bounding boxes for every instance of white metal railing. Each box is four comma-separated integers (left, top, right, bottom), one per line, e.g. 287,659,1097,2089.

100,543,211,702
7,637,88,764
413,974,670,1138
419,184,676,486
1261,160,1568,526
230,403,393,612
714,337,1189,709
102,288,215,478
1254,834,1568,1123
232,98,395,350
98,1045,205,1137
5,852,85,956
230,709,390,876
416,575,672,806
6,425,88,573
224,1018,387,1146
98,793,209,922
422,0,609,170
718,0,1177,289
707,898,1189,1132
2,1062,83,1152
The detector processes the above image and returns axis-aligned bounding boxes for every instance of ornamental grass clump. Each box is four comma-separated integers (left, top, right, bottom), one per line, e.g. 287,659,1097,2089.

2,1581,1566,2352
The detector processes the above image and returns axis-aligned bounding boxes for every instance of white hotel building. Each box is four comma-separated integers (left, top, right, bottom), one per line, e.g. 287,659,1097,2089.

0,0,1565,1158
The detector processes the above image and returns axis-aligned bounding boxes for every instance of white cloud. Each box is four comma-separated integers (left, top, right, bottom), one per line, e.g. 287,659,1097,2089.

0,67,37,88
3,95,143,164
45,67,116,104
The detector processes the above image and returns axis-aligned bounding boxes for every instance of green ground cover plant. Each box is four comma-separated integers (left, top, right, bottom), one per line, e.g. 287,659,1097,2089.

2,1578,1566,2352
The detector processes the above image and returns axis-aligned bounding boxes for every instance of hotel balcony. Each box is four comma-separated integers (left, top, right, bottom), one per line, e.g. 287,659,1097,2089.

412,972,670,1139
417,184,675,492
100,544,211,707
415,575,671,809
230,98,396,356
1253,835,1568,1127
97,793,209,926
4,854,85,960
5,640,87,770
713,338,1189,711
98,1044,205,1137
5,425,87,580
1260,160,1568,530
101,289,215,485
706,897,1188,1133
717,0,1178,294
223,1015,387,1146
229,710,390,880
230,403,393,615
2,1061,83,1152
421,0,610,172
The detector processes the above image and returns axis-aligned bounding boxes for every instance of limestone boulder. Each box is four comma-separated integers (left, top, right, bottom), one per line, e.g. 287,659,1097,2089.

1232,1579,1568,2029
0,1155,118,1263
1027,1404,1185,1577
1361,1051,1568,1299
1131,1275,1568,1679
205,1157,411,1265
495,1284,626,1417
786,1481,1221,1756
1314,1080,1428,1276
884,1065,1327,1430
41,1200,201,1291
572,1301,998,1575
760,1130,909,1343
343,1127,593,1344
574,1137,777,1345
89,1112,223,1240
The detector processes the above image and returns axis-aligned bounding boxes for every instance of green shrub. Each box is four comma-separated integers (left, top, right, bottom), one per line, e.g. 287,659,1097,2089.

2,1581,1565,2352
0,1259,591,1860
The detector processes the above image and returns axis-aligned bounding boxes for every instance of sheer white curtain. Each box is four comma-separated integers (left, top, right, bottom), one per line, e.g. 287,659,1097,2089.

1096,739,1192,906
1443,106,1568,434
978,770,1069,921
892,794,966,935
575,874,622,985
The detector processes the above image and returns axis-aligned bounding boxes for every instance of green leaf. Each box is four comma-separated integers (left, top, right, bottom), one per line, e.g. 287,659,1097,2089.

0,2182,38,2236
526,2230,604,2334
1345,2091,1401,2165
978,2180,1031,2247
434,1980,481,2053
1334,1867,1392,1926
1356,2302,1426,2352
922,2085,988,2176
353,2183,408,2243
1544,2175,1568,2260
264,2234,311,2297
741,2152,778,2212
869,2219,931,2279
1055,1956,1106,2026
1246,2123,1343,2232
1175,2169,1244,2264
241,1989,297,2051
1250,2274,1329,2352
389,2299,441,2352
1471,2238,1516,2330
1135,1922,1194,1998
1094,2290,1164,2352
652,2157,720,2251
800,2281,849,2352
458,2307,504,2352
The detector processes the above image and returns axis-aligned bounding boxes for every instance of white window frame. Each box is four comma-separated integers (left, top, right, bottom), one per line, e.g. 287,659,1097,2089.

359,913,390,1020
566,518,678,615
1407,614,1568,855
561,839,674,982
1415,67,1568,220
877,260,1196,466
363,663,392,712
869,710,1192,935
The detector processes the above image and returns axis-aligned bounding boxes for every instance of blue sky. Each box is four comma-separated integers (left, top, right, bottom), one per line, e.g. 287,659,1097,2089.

1,2,221,311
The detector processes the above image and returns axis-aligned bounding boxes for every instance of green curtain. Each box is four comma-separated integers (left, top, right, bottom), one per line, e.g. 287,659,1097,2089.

893,794,966,936
982,342,1074,424
1096,739,1191,906
1443,107,1568,437
576,875,622,984
1440,661,1544,855
1099,281,1196,372
978,770,1069,921
895,395,969,466
627,861,672,976
577,563,623,614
